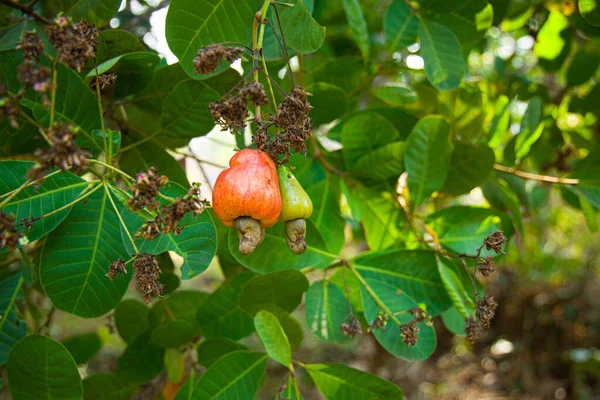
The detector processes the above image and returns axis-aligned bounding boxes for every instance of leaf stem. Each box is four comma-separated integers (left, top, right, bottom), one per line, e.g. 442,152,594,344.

18,109,52,145
93,57,110,164
103,182,139,253
89,159,134,181
0,179,32,209
25,181,103,221
49,58,58,128
0,169,65,200
272,4,296,87
493,164,591,185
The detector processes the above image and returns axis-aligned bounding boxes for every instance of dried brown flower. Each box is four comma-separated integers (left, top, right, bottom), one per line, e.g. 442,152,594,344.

90,73,117,90
135,218,162,240
18,61,53,106
17,30,44,62
409,307,430,324
193,44,244,75
133,253,163,303
484,231,507,254
106,259,127,280
209,92,249,133
0,212,23,251
27,121,91,180
340,315,362,337
128,167,168,211
240,81,269,107
367,312,388,333
0,84,19,129
476,294,498,329
477,256,496,277
400,321,420,347
465,316,482,343
47,17,98,72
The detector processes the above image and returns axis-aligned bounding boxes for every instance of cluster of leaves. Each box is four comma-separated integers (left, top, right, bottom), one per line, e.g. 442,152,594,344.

0,0,599,399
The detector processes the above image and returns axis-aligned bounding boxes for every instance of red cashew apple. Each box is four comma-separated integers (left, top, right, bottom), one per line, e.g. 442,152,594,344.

212,149,282,254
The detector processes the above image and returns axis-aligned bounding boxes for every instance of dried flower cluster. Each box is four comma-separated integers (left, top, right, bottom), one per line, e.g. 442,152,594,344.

106,259,127,280
136,183,209,240
367,312,389,333
476,293,498,329
27,122,92,181
477,256,496,276
340,315,362,337
14,30,54,110
484,230,507,254
193,44,244,75
47,17,98,72
90,73,117,91
253,86,313,164
133,253,163,303
209,80,269,133
0,212,23,251
0,82,18,129
128,167,168,211
400,321,420,347
464,316,482,343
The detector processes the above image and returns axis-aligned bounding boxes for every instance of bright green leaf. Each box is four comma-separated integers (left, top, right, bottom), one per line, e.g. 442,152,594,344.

238,270,309,316
515,97,543,161
441,142,494,196
305,280,352,343
254,310,292,366
197,337,249,368
384,0,418,51
418,20,465,90
343,0,370,60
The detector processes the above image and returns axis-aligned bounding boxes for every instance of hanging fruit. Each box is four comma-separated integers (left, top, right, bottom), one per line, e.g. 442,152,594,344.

212,149,281,255
277,164,313,254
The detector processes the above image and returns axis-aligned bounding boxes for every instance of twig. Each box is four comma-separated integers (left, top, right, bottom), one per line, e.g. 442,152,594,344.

0,0,52,24
271,5,296,87
403,0,418,14
89,159,134,181
93,57,110,164
493,164,588,185
103,182,139,253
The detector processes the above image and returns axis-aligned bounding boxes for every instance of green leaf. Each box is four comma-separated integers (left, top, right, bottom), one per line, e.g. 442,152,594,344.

0,273,25,365
272,309,304,351
115,299,150,344
514,97,544,161
40,187,132,318
95,29,146,63
254,310,292,366
0,111,45,158
7,335,83,400
120,183,217,280
278,375,304,400
119,139,189,188
238,270,309,316
580,0,600,26
578,190,598,232
306,178,345,254
305,280,351,343
353,141,406,181
329,268,363,313
179,351,267,400
436,256,473,319
420,0,467,13
92,129,121,157
116,330,165,384
62,332,102,364
228,220,337,273
196,272,256,340
277,0,325,55
151,320,198,348
304,363,404,400
534,12,572,71
158,70,241,146
566,44,600,86
429,0,493,45
311,56,367,94
83,372,139,400
440,306,466,336
86,52,160,98
488,95,511,147
0,161,88,252
343,0,370,60
70,0,121,27
165,0,263,78
441,142,494,196
404,116,452,207
384,0,418,51
372,84,417,106
359,276,436,361
496,180,524,235
341,112,400,167
418,20,465,90
197,337,249,368
354,250,452,316
165,347,186,384
306,83,348,127
149,290,209,330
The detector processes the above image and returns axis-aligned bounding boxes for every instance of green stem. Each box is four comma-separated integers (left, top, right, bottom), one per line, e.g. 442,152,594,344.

49,58,58,128
0,179,32,209
0,169,65,200
93,57,110,164
18,109,51,145
103,182,139,253
157,191,176,205
37,182,102,220
119,130,162,153
89,159,134,181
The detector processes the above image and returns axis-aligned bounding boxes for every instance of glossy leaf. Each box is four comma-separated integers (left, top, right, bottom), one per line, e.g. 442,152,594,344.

441,306,467,336
179,351,268,400
306,83,348,126
384,0,418,51
305,363,404,399
197,337,249,368
7,335,83,400
534,12,572,71
515,97,543,161
254,310,292,366
83,372,139,400
277,0,325,54
436,256,474,319
306,178,345,254
0,273,25,365
70,0,121,26
418,20,465,90
441,142,495,196
429,0,493,45
238,270,309,316
114,299,150,344
343,0,370,60
305,280,351,343
116,330,165,384
40,188,132,318
404,116,452,207
341,112,400,167
353,141,406,181
0,161,88,252
372,84,417,106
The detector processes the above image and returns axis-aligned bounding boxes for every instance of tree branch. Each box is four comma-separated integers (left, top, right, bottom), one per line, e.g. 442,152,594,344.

493,164,591,185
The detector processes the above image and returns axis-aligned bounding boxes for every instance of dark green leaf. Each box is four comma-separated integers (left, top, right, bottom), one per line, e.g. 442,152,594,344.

196,272,256,340
278,0,325,55
404,116,452,207
115,299,150,344
165,0,263,78
566,44,600,86
0,161,88,253
311,56,367,94
95,29,146,63
254,310,291,366
8,335,82,400
580,0,600,26
353,141,406,181
40,187,132,318
238,270,309,316
306,178,345,254
305,363,404,399
343,0,370,60
116,330,165,384
151,320,198,348
70,0,121,27
372,84,417,106
83,372,139,400
428,0,493,45
0,273,25,365
92,129,120,157
149,290,209,329
305,280,351,343
436,256,473,319
62,332,102,364
418,20,465,90
441,142,494,196
420,0,467,13
578,190,598,232
179,351,267,400
197,337,249,368
341,112,400,167
306,83,348,126
384,0,418,51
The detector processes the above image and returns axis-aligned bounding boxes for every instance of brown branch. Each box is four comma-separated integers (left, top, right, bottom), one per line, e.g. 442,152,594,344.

493,164,590,185
0,0,52,24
